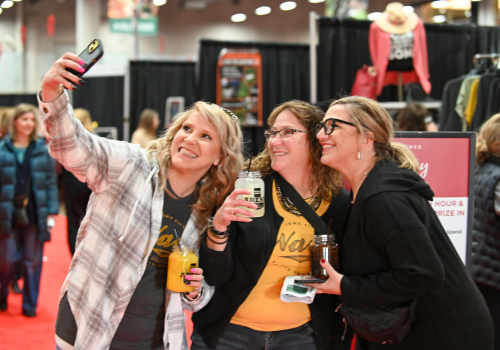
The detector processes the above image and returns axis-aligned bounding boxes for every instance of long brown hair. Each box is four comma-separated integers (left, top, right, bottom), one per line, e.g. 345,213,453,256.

329,96,419,172
250,100,343,200
476,113,500,165
147,102,244,229
138,109,159,136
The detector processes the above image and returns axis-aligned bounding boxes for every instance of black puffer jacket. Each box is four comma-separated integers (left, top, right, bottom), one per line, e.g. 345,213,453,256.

472,156,500,292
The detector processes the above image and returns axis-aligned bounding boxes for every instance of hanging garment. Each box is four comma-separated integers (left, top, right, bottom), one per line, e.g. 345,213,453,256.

471,73,498,131
439,76,466,131
455,75,480,131
369,19,431,97
465,79,479,127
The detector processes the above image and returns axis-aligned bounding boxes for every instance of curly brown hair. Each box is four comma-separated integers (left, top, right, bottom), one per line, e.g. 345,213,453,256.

147,102,244,229
249,100,343,200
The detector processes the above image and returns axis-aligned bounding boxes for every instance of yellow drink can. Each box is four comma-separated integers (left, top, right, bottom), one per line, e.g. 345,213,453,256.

167,247,198,293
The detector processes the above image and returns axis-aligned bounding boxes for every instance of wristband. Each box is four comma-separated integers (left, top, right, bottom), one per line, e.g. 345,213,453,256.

207,233,228,245
207,217,229,239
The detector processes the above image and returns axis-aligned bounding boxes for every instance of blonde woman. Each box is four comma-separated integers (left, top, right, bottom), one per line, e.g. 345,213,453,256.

39,52,244,350
0,103,59,317
312,95,493,349
472,113,500,350
131,108,160,148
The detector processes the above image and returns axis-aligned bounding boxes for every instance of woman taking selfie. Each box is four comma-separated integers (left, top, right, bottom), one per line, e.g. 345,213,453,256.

0,104,59,317
311,95,493,349
192,100,352,350
38,52,244,350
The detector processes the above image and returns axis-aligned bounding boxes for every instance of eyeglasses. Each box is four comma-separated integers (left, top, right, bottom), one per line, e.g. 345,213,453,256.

264,128,309,141
313,118,356,135
205,102,239,121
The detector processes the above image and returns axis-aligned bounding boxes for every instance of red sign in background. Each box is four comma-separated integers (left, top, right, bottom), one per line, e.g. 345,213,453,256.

392,137,470,198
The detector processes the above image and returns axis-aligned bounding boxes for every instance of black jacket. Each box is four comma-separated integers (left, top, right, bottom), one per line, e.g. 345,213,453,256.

340,161,493,349
472,157,500,292
193,175,353,350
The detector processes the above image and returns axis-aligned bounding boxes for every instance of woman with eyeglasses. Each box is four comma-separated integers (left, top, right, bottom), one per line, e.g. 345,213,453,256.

310,95,493,349
38,53,245,350
191,100,353,350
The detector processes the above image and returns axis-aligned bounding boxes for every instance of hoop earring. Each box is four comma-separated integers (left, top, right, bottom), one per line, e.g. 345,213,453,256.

357,150,363,160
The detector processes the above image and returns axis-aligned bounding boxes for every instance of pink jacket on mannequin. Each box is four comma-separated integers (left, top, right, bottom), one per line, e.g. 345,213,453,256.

369,18,432,96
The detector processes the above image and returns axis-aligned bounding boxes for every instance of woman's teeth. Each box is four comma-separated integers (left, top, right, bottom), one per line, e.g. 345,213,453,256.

180,148,197,158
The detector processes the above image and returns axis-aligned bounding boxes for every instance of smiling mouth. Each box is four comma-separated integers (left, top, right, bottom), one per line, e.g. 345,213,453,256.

179,148,197,158
273,152,287,156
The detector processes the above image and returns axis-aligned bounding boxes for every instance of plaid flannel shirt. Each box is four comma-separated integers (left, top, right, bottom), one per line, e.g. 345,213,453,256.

38,91,213,350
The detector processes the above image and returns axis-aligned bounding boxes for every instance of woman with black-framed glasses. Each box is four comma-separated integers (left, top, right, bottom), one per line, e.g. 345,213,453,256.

309,95,493,350
192,100,353,350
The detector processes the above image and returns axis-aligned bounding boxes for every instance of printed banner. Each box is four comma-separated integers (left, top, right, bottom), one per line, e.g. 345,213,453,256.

216,49,263,127
107,0,158,36
392,135,473,265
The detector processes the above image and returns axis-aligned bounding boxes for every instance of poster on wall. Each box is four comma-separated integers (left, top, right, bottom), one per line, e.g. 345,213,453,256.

107,0,158,36
216,48,263,127
393,132,476,269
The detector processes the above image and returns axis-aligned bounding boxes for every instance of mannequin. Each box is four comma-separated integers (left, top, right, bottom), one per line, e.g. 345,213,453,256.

369,2,431,99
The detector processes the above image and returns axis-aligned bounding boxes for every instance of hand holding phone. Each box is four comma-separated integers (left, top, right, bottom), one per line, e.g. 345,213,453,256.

65,39,104,83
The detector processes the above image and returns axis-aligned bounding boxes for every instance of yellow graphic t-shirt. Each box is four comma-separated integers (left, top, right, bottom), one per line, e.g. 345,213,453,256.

231,181,329,331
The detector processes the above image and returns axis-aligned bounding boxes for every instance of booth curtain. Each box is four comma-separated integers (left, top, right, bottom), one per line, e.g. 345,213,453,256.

317,18,500,101
198,39,310,156
73,76,125,140
0,95,38,107
129,61,196,136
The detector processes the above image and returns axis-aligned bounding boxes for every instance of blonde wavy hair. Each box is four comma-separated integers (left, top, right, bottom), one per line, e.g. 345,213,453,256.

74,108,94,133
476,113,500,165
249,100,343,200
329,96,419,172
9,103,40,142
147,102,244,229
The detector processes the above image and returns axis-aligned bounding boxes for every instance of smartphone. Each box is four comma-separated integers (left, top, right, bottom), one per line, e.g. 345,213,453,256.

294,278,328,284
65,38,104,79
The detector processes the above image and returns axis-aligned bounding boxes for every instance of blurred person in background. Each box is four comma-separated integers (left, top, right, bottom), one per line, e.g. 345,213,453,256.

0,108,12,140
0,103,59,317
60,108,93,255
131,108,160,148
472,113,500,350
395,102,438,132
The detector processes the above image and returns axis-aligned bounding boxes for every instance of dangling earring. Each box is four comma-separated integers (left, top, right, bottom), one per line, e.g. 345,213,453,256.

357,150,363,160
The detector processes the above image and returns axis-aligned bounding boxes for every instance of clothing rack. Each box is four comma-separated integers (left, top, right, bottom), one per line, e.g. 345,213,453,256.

473,53,500,66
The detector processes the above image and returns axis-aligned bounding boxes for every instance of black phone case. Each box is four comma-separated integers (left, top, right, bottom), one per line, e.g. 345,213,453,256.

66,39,104,78
294,279,327,284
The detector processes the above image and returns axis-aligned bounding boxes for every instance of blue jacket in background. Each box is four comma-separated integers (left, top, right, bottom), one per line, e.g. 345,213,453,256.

0,135,59,242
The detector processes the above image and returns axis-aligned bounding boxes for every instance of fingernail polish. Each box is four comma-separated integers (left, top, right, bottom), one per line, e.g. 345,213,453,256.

320,259,326,264
72,85,78,91
78,59,84,65
184,280,191,285
78,79,85,85
190,269,196,273
78,67,86,73
185,275,192,280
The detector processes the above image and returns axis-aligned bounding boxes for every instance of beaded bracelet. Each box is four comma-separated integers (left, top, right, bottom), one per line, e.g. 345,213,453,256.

207,218,229,239
206,233,228,245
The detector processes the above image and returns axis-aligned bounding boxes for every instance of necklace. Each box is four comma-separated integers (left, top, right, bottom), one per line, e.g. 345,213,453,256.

275,182,322,216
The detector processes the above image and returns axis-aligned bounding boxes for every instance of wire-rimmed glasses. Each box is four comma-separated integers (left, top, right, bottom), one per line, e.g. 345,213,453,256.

313,118,356,136
264,128,309,141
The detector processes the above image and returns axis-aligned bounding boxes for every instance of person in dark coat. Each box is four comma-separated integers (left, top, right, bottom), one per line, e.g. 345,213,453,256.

472,113,500,349
192,101,353,350
0,103,59,317
311,95,493,349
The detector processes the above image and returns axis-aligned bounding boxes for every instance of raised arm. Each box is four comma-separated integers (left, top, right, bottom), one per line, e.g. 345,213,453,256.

38,53,143,193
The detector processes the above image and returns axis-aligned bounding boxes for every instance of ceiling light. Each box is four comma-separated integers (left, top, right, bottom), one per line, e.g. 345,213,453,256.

13,0,22,2
402,6,414,13
280,1,297,11
309,0,325,3
433,14,447,22
231,13,246,22
431,1,449,8
255,6,271,15
153,0,167,5
1,1,14,8
367,12,382,21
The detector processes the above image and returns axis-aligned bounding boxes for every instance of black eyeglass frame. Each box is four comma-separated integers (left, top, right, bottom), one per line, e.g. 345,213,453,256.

264,128,309,141
205,102,239,121
313,118,356,135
